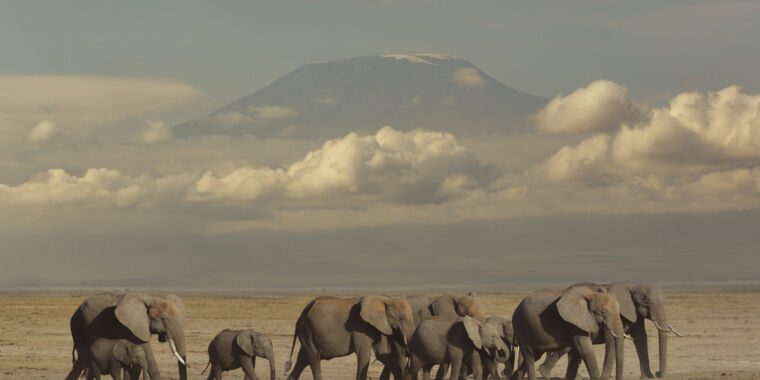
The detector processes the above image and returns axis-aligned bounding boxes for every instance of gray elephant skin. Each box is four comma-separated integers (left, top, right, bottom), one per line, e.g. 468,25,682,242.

407,293,486,325
283,295,416,380
87,338,150,380
511,286,626,380
481,316,516,380
404,316,509,380
66,293,188,380
538,282,680,379
203,329,276,380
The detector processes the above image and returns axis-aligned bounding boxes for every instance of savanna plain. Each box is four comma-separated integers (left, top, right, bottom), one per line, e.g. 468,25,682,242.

1,290,758,380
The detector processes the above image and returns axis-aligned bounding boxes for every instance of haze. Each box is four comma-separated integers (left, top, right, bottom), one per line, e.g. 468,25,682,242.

2,1,760,290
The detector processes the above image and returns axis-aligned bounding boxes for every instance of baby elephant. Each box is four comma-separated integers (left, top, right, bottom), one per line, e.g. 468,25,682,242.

87,338,149,380
404,316,509,380
203,329,276,380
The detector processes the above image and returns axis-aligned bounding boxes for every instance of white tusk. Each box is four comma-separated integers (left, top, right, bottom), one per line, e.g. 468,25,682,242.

624,334,634,341
168,338,189,367
668,324,683,337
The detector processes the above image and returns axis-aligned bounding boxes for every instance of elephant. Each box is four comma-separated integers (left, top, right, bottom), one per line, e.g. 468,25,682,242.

283,295,416,380
403,316,510,380
510,286,627,380
378,292,487,380
66,293,188,380
537,282,681,379
407,293,487,325
87,338,150,380
203,329,276,380
481,316,516,380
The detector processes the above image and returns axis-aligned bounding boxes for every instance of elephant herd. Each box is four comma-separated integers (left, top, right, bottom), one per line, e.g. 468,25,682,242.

64,282,680,380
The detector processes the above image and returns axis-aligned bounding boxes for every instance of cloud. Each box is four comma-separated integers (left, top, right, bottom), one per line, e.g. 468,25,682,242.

138,121,172,144
190,126,484,203
26,120,58,144
536,80,643,134
213,112,254,128
540,134,611,181
0,168,195,209
249,105,298,122
0,75,202,141
450,67,486,88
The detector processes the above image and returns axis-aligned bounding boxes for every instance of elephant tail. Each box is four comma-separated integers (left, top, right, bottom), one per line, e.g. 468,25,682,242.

284,299,314,373
201,359,211,375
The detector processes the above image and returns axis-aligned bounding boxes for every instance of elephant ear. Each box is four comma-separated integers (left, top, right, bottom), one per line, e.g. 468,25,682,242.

461,316,483,349
115,293,152,342
236,330,256,356
556,287,598,334
608,283,637,323
360,295,393,336
112,341,132,366
430,294,457,319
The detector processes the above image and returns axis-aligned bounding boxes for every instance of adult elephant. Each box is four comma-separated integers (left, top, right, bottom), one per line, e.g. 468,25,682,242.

378,292,487,380
511,286,627,380
65,293,188,380
283,295,416,380
407,292,486,325
538,282,681,379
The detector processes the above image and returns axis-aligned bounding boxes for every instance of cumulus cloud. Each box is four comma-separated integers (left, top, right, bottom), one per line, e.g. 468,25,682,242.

536,80,643,134
26,120,58,144
451,67,487,88
189,126,483,203
0,168,195,209
138,121,172,144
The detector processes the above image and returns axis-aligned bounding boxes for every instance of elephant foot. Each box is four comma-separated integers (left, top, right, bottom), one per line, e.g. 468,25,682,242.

640,375,655,379
656,371,666,378
537,364,552,379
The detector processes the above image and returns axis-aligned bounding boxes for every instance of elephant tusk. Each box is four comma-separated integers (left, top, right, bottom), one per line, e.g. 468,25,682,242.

606,326,620,339
624,334,634,341
668,324,683,337
168,338,189,368
652,320,669,333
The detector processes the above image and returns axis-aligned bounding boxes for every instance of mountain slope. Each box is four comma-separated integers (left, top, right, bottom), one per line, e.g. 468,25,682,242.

175,54,546,138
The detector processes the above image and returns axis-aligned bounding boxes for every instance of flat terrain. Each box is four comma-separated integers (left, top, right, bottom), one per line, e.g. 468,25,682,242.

1,291,758,379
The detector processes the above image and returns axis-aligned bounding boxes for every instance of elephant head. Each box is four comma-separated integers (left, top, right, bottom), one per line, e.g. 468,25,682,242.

484,316,514,362
609,282,679,377
431,292,486,321
557,286,626,380
236,330,276,380
113,341,150,380
461,316,510,360
114,293,188,377
360,295,416,342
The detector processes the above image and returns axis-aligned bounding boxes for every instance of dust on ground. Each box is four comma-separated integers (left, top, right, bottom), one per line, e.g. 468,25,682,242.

0,291,758,379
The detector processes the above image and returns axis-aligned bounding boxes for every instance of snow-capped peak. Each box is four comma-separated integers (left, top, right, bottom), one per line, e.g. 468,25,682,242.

381,54,457,66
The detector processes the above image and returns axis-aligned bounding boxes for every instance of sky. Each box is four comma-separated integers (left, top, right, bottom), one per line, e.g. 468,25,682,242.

1,1,760,290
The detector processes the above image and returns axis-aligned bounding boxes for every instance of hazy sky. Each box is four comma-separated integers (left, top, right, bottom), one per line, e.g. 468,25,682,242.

2,1,760,290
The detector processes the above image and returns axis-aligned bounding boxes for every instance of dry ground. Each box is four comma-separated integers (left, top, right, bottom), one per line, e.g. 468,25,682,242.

0,291,758,379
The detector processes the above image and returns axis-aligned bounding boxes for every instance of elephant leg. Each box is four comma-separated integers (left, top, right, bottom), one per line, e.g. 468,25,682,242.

69,356,91,380
286,349,309,380
380,366,392,380
449,352,464,380
404,355,423,380
469,351,483,380
631,321,655,378
539,347,568,379
211,363,223,380
421,364,433,380
573,336,601,380
565,348,582,380
241,355,258,380
108,367,122,380
140,343,161,380
521,348,537,380
355,342,373,380
435,363,449,380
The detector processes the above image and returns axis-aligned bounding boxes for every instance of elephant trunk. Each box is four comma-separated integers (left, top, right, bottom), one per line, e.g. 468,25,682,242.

650,302,670,377
614,334,624,380
266,350,277,380
166,324,188,380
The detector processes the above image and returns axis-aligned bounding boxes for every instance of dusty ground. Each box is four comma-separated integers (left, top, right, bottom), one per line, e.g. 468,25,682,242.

0,291,758,379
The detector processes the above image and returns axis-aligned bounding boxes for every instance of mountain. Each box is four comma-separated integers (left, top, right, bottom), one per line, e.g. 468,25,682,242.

175,54,546,138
